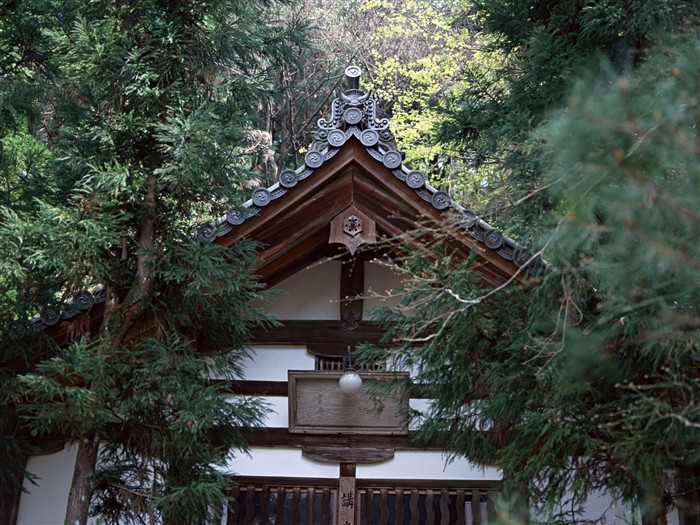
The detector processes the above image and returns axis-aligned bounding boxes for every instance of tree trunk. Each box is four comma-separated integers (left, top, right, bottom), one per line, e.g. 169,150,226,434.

64,434,99,525
640,483,668,525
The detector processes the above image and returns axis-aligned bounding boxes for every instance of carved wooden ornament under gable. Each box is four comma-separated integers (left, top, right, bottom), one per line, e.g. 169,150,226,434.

329,205,376,255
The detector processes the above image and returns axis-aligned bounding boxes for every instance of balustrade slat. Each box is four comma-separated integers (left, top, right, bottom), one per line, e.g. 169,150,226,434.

395,489,405,525
471,489,481,525
307,487,316,525
379,488,389,525
455,490,465,525
321,488,331,525
425,489,435,525
364,489,373,525
260,487,270,525
274,487,285,525
439,489,450,525
242,485,256,525
409,489,419,525
291,487,301,525
228,486,240,525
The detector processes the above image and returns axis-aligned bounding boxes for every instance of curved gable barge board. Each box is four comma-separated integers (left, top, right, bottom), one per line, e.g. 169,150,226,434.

213,139,524,288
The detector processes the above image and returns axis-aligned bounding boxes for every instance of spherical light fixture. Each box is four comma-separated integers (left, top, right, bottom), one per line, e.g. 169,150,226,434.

339,346,363,395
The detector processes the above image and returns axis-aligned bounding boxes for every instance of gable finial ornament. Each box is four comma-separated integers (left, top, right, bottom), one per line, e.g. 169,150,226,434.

198,64,545,280
343,215,363,237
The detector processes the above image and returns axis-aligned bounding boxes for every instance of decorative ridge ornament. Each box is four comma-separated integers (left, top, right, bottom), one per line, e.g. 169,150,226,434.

176,64,547,276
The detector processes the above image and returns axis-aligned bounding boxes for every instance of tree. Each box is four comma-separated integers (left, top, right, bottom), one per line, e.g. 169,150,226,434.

0,1,306,523
362,19,700,525
436,0,698,235
262,0,484,189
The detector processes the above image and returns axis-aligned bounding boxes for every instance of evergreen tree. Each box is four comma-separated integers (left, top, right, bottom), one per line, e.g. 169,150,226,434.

365,23,700,525
437,0,698,234
0,1,306,523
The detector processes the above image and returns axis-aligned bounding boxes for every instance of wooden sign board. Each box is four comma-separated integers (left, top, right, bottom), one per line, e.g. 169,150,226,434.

288,371,409,435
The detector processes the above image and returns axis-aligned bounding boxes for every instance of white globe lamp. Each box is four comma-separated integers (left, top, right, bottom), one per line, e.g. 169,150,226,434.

339,346,363,395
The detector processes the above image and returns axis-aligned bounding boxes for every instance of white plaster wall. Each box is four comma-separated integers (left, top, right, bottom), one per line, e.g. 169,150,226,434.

17,444,76,525
228,447,500,482
226,447,339,478
259,395,289,427
259,259,341,320
240,345,315,381
357,451,501,481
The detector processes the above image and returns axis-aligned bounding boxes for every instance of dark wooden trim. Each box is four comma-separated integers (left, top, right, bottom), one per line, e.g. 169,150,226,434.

303,447,393,464
250,320,386,347
340,257,365,331
355,479,501,490
221,380,289,396
244,428,446,450
229,476,339,488
219,379,433,399
340,463,356,477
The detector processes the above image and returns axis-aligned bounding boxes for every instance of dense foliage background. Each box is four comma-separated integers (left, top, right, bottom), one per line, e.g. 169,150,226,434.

1,0,698,524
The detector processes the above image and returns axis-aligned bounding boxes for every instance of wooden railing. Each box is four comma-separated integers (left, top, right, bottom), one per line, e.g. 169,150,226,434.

227,482,497,525
227,484,336,525
358,487,494,525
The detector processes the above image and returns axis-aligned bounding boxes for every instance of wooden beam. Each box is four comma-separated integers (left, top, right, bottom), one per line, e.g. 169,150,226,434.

340,257,365,331
222,380,288,396
250,320,385,347
242,428,445,450
303,447,394,464
222,379,433,399
26,426,447,451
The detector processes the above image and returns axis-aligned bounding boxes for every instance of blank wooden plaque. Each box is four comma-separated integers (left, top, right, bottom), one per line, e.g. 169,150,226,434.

288,371,409,435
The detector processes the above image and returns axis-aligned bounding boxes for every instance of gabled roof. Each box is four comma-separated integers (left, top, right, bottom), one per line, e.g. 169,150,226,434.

196,66,543,287
8,67,543,340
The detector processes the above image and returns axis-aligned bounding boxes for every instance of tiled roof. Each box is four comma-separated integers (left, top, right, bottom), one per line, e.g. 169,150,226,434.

198,66,544,275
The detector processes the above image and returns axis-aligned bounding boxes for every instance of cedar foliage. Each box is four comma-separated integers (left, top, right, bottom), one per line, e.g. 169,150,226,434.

0,0,306,523
362,5,700,525
437,0,698,233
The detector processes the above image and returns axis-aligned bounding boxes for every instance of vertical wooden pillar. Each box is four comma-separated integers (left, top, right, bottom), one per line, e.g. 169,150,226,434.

338,463,357,525
340,258,364,331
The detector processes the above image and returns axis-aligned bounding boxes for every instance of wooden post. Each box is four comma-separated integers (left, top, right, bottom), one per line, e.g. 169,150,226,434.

338,463,356,525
